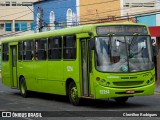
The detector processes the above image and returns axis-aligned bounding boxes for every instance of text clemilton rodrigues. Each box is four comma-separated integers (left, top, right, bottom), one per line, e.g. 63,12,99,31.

123,112,158,117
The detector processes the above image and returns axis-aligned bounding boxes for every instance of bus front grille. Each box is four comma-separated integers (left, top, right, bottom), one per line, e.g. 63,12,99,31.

113,81,144,87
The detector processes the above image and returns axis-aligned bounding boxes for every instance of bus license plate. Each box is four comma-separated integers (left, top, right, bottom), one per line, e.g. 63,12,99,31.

126,90,135,94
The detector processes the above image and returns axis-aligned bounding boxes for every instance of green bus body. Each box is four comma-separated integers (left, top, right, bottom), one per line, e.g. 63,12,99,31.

1,22,155,105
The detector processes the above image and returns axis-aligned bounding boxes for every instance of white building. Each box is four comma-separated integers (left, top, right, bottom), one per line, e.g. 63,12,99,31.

121,0,157,16
0,0,38,40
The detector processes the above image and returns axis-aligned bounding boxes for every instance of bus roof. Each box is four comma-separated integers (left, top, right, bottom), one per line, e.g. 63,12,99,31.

1,22,147,43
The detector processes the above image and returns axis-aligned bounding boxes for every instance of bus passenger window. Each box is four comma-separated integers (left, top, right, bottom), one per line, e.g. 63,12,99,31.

48,37,62,60
63,35,76,60
2,43,9,61
35,39,47,60
18,42,23,60
23,40,34,60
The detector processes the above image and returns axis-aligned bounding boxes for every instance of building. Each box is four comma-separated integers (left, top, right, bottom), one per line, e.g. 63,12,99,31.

121,0,160,85
79,0,120,24
33,0,78,32
33,0,121,32
0,0,38,40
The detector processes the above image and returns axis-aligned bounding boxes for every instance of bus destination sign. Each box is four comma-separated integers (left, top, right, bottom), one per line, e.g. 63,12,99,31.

96,25,148,35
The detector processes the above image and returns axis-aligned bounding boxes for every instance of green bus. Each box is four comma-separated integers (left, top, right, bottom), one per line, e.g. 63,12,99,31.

1,22,155,105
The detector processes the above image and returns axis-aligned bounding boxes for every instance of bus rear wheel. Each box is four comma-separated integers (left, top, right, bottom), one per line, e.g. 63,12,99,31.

114,97,128,103
20,77,28,98
68,82,80,105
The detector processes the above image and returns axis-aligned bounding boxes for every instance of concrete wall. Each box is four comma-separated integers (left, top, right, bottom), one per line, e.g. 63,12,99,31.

79,0,120,24
0,0,38,39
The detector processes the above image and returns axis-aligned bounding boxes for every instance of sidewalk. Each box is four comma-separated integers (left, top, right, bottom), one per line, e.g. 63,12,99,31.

155,85,160,93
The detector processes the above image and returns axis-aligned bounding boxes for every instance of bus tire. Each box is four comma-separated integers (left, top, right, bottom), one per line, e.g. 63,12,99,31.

114,97,128,103
68,81,80,106
20,77,28,98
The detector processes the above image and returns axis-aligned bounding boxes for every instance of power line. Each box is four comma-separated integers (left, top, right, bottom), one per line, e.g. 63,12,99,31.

37,0,158,24
1,0,160,37
0,10,31,19
14,12,33,20
27,6,34,13
3,9,160,38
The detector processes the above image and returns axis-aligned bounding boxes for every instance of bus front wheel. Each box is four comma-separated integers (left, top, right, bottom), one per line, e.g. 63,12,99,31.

68,82,80,105
20,77,28,98
114,97,128,103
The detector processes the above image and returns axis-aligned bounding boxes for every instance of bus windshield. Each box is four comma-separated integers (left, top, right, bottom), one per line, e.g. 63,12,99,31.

95,35,154,72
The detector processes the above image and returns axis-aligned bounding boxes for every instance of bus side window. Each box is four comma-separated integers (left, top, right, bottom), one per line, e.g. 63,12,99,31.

18,41,23,61
35,39,47,60
23,40,34,60
48,37,62,60
63,35,76,60
2,43,9,61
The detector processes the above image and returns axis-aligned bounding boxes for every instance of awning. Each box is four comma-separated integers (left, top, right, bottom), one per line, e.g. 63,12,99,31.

149,26,160,37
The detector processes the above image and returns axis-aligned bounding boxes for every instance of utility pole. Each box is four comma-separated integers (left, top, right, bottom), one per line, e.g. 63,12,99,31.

38,7,43,32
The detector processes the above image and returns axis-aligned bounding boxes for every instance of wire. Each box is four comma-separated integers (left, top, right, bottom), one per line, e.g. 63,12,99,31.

37,0,158,24
1,0,160,37
0,10,31,18
27,6,34,13
14,12,33,20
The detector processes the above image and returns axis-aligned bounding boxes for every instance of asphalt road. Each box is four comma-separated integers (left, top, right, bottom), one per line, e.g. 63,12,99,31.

0,79,160,120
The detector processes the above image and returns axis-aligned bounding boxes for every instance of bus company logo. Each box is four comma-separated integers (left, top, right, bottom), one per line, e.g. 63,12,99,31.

2,112,11,117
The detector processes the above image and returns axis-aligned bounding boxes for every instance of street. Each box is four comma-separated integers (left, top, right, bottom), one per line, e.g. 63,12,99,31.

0,79,160,120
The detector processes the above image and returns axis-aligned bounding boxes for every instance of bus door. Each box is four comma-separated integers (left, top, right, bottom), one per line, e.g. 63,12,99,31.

10,45,17,87
81,39,91,96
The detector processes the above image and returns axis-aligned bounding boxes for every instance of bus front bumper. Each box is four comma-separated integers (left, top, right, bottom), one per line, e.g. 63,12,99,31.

95,82,155,99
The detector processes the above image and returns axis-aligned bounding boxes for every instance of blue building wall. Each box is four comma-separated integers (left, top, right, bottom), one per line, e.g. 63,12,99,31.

136,15,156,27
33,0,78,32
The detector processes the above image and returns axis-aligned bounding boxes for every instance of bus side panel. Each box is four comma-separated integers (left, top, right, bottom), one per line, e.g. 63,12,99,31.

47,60,65,95
63,60,80,94
2,62,11,87
18,61,36,91
33,61,47,92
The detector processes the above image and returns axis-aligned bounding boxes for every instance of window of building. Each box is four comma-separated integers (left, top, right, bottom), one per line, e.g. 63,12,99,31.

0,3,5,6
15,22,27,31
18,42,23,60
66,9,73,27
123,3,129,7
50,11,55,30
35,39,47,60
131,3,143,7
23,40,34,60
2,43,9,61
143,3,154,7
48,37,62,60
5,23,12,31
0,24,4,30
22,2,32,6
63,35,76,59
6,1,10,6
30,22,34,31
12,2,16,6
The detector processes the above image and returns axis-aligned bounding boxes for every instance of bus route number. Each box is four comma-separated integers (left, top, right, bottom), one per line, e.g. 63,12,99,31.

99,90,110,94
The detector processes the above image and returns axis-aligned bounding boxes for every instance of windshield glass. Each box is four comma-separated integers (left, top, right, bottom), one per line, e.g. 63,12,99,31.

95,36,154,72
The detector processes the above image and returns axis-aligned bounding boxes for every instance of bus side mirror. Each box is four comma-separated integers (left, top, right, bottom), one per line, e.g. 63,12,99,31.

89,38,95,50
